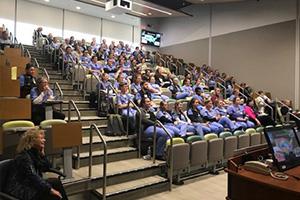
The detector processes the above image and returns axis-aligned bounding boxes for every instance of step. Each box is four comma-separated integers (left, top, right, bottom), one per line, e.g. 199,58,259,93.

80,135,130,152
67,116,107,127
92,175,169,200
49,79,72,85
81,124,107,135
73,147,137,167
63,95,85,101
65,158,166,195
63,109,97,117
57,101,90,109
59,90,82,96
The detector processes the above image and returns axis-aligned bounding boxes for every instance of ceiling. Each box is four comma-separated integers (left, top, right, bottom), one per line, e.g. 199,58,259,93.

26,0,248,22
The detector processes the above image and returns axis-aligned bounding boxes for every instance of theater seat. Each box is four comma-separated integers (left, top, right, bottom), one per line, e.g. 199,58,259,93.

40,119,67,129
205,133,223,171
0,159,18,200
2,120,35,132
256,127,267,144
234,130,250,149
187,136,207,168
2,121,36,159
166,138,189,183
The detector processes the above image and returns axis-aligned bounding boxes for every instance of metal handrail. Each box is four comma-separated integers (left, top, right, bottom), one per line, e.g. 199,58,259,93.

14,37,18,45
53,82,64,112
43,68,50,81
68,100,81,169
20,43,24,57
25,49,31,58
238,90,248,102
275,99,297,123
217,82,227,99
59,48,64,74
68,100,81,122
75,63,87,89
153,120,173,191
126,99,142,158
33,58,40,69
107,84,119,114
89,124,107,200
217,77,226,86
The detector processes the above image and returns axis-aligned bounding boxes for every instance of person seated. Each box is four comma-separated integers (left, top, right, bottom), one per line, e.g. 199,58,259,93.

4,129,68,200
181,78,194,97
148,75,169,101
169,77,189,100
131,74,142,95
20,63,37,98
192,87,205,109
211,87,224,106
244,98,275,126
172,101,204,138
117,82,136,130
192,77,206,93
113,73,130,91
30,77,65,125
227,97,255,129
0,31,11,50
140,97,173,160
80,50,91,67
156,101,187,137
88,56,102,76
63,46,76,80
154,67,171,88
187,98,214,134
228,88,241,102
103,59,117,78
97,73,112,93
201,100,237,132
135,81,155,105
255,90,273,115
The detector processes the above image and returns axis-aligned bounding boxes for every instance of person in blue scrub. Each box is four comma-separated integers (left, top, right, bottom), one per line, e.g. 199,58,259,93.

117,82,136,130
156,101,188,137
172,101,204,138
88,56,102,76
227,97,255,129
168,77,189,100
140,97,173,160
187,98,216,134
201,100,238,132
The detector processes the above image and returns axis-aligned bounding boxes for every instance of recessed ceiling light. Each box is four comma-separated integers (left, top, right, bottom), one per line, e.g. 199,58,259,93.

131,10,147,16
44,0,50,2
133,2,172,16
111,15,115,18
148,12,152,15
200,0,204,2
76,6,81,10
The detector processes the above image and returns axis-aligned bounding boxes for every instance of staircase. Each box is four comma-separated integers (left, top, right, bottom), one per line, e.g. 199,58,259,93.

25,45,169,200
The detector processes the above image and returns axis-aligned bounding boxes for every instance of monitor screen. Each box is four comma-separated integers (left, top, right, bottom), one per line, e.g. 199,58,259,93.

264,126,300,171
141,30,161,47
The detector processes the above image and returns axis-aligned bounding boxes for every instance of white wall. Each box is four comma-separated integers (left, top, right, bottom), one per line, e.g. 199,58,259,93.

0,0,15,34
157,0,296,48
64,10,101,43
0,0,141,46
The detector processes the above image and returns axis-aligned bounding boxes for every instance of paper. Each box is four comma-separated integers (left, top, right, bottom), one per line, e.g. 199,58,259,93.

11,66,17,80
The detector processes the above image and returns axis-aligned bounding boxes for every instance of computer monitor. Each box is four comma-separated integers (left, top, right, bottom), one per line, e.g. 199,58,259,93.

264,125,300,171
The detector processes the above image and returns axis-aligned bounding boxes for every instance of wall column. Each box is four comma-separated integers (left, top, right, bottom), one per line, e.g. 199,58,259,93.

208,4,212,66
295,0,300,109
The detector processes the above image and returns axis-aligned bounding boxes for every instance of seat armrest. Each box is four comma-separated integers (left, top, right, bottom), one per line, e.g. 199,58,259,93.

0,192,19,200
46,168,66,179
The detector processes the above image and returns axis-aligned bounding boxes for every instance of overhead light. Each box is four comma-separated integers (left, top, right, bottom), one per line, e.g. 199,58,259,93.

131,10,147,16
148,12,152,16
111,15,116,18
133,2,172,15
76,6,81,10
44,0,50,2
90,0,105,5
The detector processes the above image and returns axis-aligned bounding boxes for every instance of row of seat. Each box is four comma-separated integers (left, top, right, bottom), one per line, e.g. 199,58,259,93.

165,127,267,180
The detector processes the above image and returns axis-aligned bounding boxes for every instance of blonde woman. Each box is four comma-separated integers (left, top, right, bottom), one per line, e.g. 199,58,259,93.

4,129,68,200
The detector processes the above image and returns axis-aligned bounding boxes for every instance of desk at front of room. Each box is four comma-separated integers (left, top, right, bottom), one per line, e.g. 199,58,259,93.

226,147,300,200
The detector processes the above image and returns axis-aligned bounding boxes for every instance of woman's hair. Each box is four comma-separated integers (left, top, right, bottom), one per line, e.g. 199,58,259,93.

16,129,44,153
36,77,47,86
175,101,182,111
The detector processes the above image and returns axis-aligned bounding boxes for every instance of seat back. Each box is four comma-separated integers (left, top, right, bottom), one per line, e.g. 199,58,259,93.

190,140,207,167
207,138,224,164
250,132,261,146
219,131,232,138
224,136,238,159
0,159,13,192
73,64,88,82
238,134,250,149
245,128,256,135
168,143,190,171
85,75,99,93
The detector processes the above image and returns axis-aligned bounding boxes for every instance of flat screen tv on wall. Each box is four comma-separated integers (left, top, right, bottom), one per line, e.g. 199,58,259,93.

141,29,161,47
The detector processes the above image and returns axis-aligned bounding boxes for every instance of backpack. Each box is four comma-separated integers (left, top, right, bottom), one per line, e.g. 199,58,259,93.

106,114,126,136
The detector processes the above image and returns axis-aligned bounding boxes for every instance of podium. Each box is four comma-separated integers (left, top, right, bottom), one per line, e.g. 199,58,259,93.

226,147,300,200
